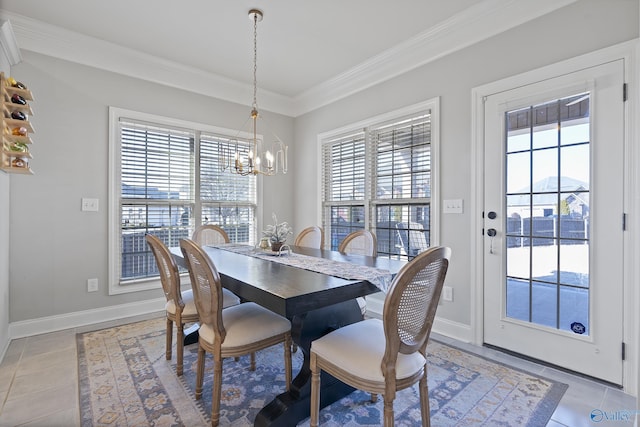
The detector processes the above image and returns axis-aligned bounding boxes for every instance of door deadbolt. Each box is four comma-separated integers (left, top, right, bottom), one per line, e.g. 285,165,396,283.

487,211,497,219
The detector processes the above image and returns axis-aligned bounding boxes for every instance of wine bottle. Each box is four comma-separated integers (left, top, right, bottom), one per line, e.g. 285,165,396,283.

11,111,26,121
11,126,27,136
11,94,26,105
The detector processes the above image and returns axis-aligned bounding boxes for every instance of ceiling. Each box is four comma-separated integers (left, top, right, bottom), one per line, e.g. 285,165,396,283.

0,0,575,116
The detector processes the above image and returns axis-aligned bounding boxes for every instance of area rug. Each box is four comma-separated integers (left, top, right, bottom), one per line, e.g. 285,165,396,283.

77,317,567,426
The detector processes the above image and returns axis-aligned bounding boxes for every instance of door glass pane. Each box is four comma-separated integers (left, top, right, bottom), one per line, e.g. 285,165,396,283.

506,278,530,321
559,285,589,334
506,107,530,152
532,281,557,328
532,148,558,185
506,152,530,194
504,94,590,334
560,144,590,190
531,238,557,283
506,243,528,278
507,194,529,235
559,240,589,287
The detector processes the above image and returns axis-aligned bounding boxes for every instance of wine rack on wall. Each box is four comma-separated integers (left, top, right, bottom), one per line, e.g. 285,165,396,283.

1,72,34,174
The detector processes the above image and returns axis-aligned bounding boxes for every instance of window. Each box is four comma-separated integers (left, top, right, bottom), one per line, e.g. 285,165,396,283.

321,100,439,260
109,108,258,294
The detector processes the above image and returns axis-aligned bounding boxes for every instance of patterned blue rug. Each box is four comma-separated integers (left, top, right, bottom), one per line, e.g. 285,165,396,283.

78,317,568,426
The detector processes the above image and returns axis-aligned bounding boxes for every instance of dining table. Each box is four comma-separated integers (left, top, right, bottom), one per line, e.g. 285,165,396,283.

171,243,407,427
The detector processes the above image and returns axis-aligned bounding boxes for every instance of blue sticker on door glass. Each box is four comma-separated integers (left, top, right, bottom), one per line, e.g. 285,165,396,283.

571,322,586,334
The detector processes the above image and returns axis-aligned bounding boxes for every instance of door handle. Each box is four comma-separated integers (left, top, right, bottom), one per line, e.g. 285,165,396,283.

487,228,497,237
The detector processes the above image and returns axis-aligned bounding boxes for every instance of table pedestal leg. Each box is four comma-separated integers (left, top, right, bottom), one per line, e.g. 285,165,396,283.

254,299,363,427
183,323,199,346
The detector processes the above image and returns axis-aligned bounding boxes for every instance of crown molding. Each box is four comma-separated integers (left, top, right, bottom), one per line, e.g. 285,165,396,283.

292,0,577,115
0,10,295,116
0,19,22,65
0,0,576,117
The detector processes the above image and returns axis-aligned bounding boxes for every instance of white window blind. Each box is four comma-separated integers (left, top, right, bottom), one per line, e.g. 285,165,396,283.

322,105,435,260
373,114,431,200
120,120,194,282
114,115,257,288
322,131,367,249
200,132,256,243
372,113,432,259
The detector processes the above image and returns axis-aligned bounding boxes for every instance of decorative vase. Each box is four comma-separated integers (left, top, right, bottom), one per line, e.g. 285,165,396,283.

271,241,284,252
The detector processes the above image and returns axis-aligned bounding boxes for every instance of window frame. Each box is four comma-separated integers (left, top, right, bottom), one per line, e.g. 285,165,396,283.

108,107,263,295
318,98,440,259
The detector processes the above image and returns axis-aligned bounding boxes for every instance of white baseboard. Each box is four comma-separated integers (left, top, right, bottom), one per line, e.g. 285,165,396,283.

0,335,9,368
9,298,166,339
365,294,473,343
432,317,473,343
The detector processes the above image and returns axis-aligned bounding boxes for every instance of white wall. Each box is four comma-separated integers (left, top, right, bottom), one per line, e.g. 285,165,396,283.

293,0,639,334
0,140,9,359
7,51,293,324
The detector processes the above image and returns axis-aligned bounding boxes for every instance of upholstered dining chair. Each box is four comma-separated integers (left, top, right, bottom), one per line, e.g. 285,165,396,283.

179,239,293,427
338,230,377,316
338,229,377,256
310,246,451,427
145,234,241,376
192,224,230,246
294,226,324,249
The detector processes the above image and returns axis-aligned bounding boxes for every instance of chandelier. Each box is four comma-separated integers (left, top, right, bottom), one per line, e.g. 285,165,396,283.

222,8,288,176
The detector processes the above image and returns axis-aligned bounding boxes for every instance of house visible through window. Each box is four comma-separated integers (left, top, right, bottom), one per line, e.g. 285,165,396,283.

321,100,438,260
109,108,257,293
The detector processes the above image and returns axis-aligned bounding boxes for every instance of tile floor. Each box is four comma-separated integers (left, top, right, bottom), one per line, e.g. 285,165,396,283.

0,312,636,426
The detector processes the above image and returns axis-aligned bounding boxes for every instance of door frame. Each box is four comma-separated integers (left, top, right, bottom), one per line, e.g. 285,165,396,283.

470,39,639,395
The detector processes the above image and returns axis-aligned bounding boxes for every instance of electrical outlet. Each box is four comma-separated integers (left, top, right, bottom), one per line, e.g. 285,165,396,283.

82,198,99,212
87,278,98,292
442,286,453,302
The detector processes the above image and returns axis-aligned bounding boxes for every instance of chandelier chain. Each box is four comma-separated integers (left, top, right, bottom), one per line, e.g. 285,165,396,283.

221,8,287,176
252,12,258,110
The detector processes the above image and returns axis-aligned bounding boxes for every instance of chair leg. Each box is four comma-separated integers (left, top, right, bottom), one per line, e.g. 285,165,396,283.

284,335,292,391
383,396,394,427
250,352,256,371
419,374,431,427
165,318,173,360
176,323,184,376
211,355,224,427
195,346,205,399
370,393,378,403
310,353,320,427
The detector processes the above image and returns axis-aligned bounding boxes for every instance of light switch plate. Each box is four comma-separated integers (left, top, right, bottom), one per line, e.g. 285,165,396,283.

82,198,99,212
443,199,463,214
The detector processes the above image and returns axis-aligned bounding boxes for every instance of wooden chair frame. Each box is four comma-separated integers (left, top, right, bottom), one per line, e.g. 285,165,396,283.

192,224,230,246
145,233,199,376
338,229,377,256
294,226,324,249
180,239,293,427
310,246,451,427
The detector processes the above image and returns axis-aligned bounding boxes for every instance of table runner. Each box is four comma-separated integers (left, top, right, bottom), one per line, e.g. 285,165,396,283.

210,243,393,293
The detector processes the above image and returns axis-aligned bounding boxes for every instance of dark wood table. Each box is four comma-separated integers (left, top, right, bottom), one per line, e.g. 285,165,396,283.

171,244,406,427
